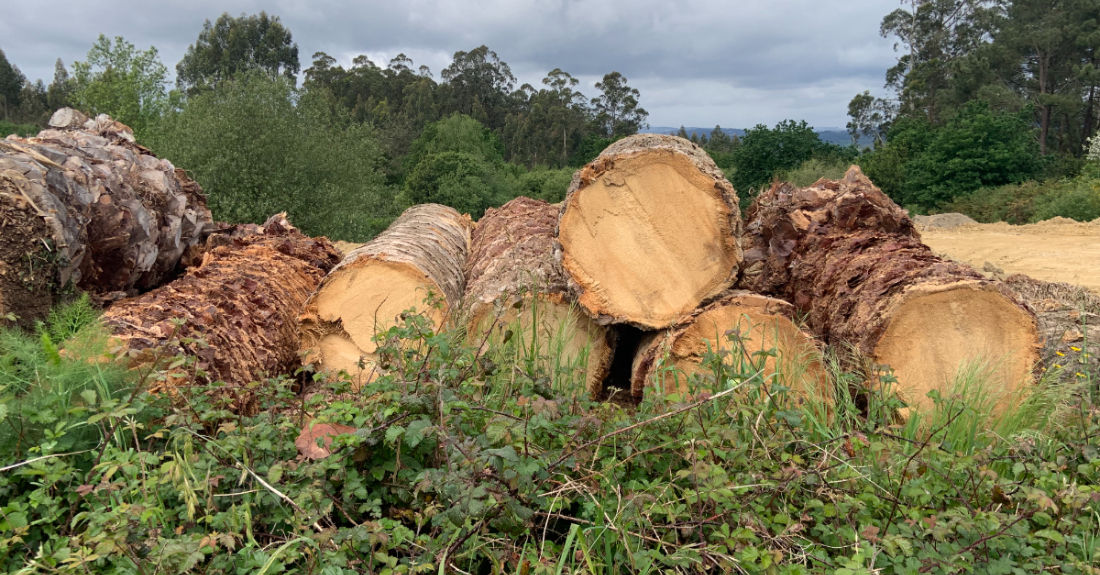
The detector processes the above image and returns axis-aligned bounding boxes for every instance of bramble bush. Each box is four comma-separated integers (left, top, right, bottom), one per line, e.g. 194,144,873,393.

0,300,1098,574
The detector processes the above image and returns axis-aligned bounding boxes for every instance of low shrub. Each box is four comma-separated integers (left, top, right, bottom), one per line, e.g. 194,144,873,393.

0,304,1097,574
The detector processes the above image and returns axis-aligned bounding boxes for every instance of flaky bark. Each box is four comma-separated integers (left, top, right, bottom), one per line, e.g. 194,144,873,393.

555,134,743,330
300,204,473,385
739,166,1040,412
0,109,213,324
465,197,613,396
103,215,340,413
630,292,828,401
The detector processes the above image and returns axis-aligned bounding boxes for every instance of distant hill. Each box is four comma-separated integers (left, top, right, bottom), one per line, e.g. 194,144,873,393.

642,126,872,148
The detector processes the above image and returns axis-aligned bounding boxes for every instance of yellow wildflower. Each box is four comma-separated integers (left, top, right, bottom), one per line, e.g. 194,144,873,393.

1071,346,1082,352
1056,351,1065,357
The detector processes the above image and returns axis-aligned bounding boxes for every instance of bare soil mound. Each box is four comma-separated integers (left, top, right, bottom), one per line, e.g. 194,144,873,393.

913,212,977,229
920,217,1100,293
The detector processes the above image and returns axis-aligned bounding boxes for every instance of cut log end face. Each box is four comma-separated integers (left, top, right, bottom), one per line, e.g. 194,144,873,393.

301,259,445,385
468,294,613,397
631,296,828,403
874,284,1040,414
559,148,742,329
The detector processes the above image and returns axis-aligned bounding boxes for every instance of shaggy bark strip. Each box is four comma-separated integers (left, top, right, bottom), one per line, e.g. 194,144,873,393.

102,215,340,412
465,197,613,396
300,204,473,385
739,166,1040,413
0,108,213,324
630,292,828,402
555,134,743,330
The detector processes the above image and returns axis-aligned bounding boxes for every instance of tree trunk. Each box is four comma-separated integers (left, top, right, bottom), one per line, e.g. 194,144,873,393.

739,166,1040,413
555,134,743,330
102,214,341,413
629,292,828,403
300,204,473,386
465,197,613,396
0,109,213,326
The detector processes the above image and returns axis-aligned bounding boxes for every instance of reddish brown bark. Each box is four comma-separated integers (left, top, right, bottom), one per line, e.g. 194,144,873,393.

102,215,340,412
739,167,1040,412
465,197,613,396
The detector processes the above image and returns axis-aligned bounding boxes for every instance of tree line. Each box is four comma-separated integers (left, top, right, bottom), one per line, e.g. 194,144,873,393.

848,0,1100,220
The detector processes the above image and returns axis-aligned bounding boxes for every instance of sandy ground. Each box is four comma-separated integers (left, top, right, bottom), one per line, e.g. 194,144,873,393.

920,216,1100,293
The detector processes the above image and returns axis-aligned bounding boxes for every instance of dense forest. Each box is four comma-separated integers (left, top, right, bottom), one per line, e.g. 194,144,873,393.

3,0,1100,240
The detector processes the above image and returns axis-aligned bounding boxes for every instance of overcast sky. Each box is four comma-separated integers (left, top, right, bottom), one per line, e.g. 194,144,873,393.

0,0,902,129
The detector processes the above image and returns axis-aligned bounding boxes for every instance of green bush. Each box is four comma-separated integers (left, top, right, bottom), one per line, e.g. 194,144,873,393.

781,157,851,187
1032,178,1100,222
889,101,1041,210
148,72,396,241
944,176,1100,224
515,166,573,203
729,120,853,196
0,120,37,137
399,151,514,218
941,180,1055,224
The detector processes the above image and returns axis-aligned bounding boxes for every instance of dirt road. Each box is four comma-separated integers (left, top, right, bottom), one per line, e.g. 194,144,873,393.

919,217,1100,293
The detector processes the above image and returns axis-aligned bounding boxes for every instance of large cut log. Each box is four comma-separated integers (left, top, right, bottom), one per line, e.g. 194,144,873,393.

555,134,743,330
102,214,340,412
0,108,213,326
465,197,613,396
630,293,829,402
300,204,473,385
739,166,1040,413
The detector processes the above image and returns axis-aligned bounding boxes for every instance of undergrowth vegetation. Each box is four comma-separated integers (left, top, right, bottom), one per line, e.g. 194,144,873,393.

0,299,1098,574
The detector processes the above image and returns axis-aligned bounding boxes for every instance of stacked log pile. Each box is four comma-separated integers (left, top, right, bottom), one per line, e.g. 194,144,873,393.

739,167,1040,412
0,111,1046,417
103,214,340,412
0,108,212,326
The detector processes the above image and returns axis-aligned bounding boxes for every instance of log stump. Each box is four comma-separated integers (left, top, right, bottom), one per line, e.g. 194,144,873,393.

555,134,742,330
300,204,473,385
102,214,340,412
630,292,828,403
465,197,613,396
739,166,1040,413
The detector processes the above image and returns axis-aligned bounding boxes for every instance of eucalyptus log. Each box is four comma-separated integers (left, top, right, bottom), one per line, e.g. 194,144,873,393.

630,292,828,402
739,166,1040,412
102,215,340,412
555,134,743,330
465,197,613,396
0,108,213,325
300,204,473,385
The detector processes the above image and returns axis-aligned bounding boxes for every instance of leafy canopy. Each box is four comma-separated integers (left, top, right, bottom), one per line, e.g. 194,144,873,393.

175,11,300,95
891,100,1041,209
148,72,393,240
71,35,169,138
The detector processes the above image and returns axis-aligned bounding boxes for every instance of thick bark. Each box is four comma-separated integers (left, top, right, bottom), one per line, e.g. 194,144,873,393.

102,215,340,413
465,197,613,396
555,134,743,330
300,204,473,385
739,166,1040,412
629,292,828,402
0,109,213,324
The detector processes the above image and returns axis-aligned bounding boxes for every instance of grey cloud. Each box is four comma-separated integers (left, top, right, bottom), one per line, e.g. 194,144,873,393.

0,0,901,127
